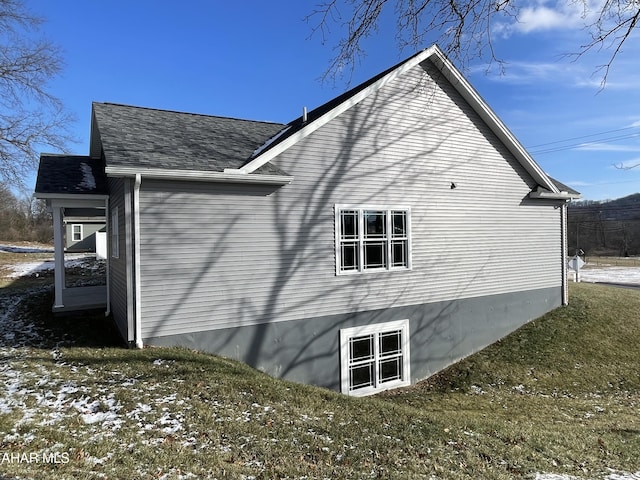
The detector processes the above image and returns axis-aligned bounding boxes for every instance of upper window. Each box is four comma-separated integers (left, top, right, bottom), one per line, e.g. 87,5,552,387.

335,206,411,274
339,320,411,396
71,224,83,242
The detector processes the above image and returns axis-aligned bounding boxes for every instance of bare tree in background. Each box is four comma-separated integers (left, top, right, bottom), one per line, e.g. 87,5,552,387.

308,0,640,83
0,0,73,188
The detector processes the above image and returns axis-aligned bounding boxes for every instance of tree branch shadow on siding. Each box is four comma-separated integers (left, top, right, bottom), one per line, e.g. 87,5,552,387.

226,62,497,389
141,58,546,393
141,185,246,340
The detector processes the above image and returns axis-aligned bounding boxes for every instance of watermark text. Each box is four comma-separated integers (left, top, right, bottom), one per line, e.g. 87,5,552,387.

1,451,70,465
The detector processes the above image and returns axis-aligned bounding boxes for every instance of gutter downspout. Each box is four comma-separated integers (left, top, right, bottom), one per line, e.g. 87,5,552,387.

133,174,143,348
561,201,569,306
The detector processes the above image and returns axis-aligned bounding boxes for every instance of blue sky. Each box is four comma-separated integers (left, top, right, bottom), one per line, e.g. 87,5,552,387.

27,0,640,201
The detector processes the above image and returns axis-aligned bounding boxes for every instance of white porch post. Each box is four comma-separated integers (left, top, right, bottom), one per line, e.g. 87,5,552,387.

52,205,65,308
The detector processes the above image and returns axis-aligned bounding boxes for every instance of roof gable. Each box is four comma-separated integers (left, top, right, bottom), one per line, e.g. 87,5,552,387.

235,45,562,195
92,103,288,175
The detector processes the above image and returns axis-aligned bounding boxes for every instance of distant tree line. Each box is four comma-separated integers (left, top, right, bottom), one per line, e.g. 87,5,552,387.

568,194,640,257
0,182,52,243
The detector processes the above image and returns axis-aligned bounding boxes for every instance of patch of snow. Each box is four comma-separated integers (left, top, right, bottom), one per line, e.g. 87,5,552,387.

6,253,102,279
0,244,54,254
153,358,175,366
575,267,640,285
157,471,197,480
158,411,183,435
513,384,526,394
606,471,640,480
79,162,97,189
536,472,640,480
81,410,118,425
470,385,485,395
85,451,114,466
535,475,581,480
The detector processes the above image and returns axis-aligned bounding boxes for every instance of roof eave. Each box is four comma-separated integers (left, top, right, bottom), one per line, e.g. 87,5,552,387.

105,166,293,185
529,187,582,201
34,192,109,200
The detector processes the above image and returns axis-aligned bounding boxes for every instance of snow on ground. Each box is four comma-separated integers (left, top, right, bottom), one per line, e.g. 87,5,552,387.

537,472,640,480
574,266,640,285
5,253,99,279
0,242,104,279
0,243,54,254
1,244,639,478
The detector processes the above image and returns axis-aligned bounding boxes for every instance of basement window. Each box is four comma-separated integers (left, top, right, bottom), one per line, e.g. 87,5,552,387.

335,206,411,275
339,319,410,396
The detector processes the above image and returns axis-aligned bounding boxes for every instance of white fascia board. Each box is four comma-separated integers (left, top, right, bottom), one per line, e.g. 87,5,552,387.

35,193,109,201
529,187,581,200
105,166,293,185
50,198,108,209
429,49,560,194
238,46,441,174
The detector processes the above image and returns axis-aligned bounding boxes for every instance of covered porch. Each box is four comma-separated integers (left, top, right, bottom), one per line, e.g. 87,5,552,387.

34,155,110,314
49,197,109,313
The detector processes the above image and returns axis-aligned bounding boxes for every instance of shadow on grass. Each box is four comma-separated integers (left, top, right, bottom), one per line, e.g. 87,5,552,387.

0,282,123,350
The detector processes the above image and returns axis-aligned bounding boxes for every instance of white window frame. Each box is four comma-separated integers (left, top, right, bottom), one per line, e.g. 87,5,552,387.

334,205,412,275
339,319,411,396
111,207,119,259
71,224,83,242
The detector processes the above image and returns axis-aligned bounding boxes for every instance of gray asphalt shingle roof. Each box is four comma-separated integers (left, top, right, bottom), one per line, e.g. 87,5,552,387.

35,155,107,195
549,177,581,196
92,103,288,175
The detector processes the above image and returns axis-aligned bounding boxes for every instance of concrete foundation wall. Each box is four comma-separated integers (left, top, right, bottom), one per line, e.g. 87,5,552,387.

144,286,561,391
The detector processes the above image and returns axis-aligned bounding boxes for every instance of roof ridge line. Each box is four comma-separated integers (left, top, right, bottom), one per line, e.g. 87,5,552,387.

93,102,286,126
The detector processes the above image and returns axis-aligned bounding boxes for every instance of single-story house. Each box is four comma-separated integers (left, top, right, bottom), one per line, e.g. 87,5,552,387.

35,45,580,395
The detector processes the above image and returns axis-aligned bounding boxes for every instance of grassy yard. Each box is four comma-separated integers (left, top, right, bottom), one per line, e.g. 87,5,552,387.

1,250,639,479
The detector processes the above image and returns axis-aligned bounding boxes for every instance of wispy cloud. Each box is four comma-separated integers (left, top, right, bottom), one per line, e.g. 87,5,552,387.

516,4,587,33
577,143,640,152
474,60,581,84
566,181,593,187
494,0,600,36
476,58,640,91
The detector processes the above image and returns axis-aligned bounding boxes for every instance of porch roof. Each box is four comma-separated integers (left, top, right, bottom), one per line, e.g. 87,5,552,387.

35,155,108,196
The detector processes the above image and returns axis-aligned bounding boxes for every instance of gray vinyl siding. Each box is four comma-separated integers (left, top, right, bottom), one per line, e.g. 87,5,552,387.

138,58,562,339
108,177,131,342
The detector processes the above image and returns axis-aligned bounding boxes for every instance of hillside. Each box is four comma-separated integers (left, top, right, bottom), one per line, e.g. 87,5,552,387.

568,192,640,256
1,279,640,479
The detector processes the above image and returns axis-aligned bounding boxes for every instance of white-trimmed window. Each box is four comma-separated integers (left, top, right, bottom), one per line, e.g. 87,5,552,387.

335,206,411,274
71,224,83,242
111,207,119,259
340,319,411,396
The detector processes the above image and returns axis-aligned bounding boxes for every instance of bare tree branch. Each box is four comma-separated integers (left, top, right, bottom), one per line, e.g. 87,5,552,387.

308,0,639,85
613,161,640,170
0,0,74,189
582,0,640,87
